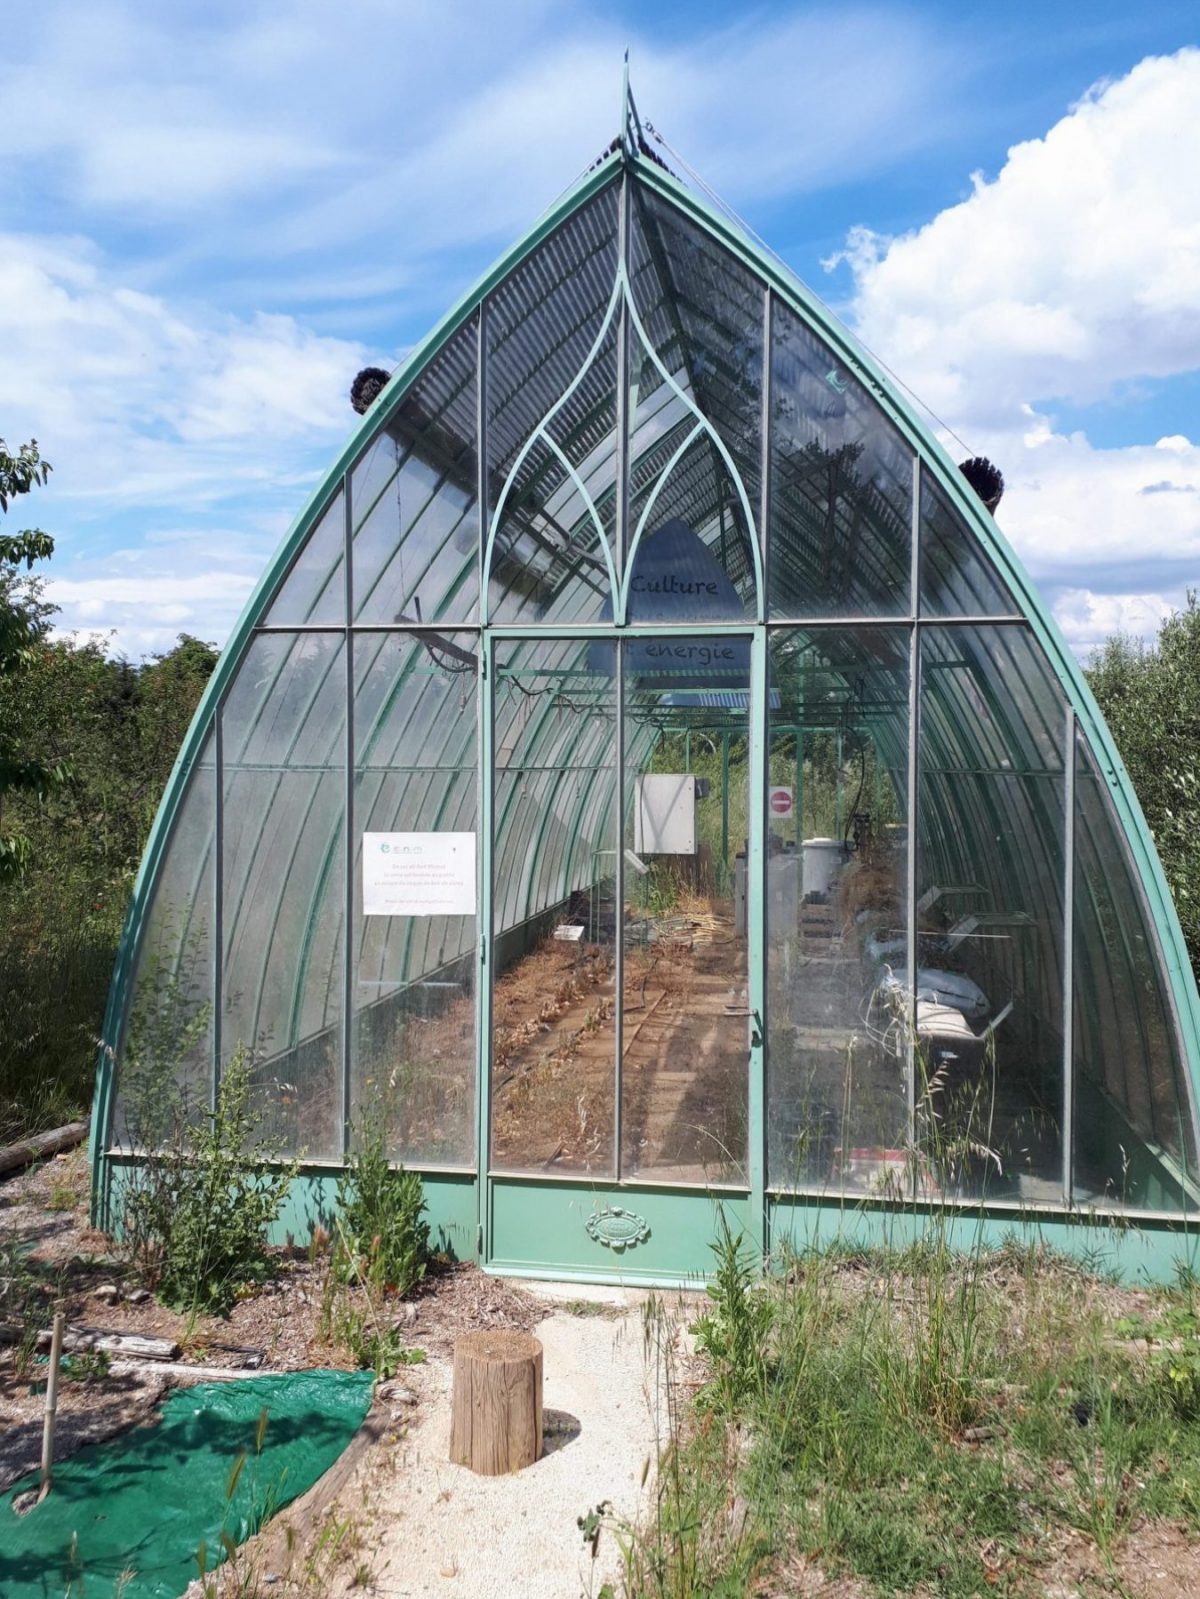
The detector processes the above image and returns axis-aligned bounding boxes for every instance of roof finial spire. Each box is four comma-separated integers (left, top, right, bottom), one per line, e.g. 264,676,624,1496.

621,51,645,161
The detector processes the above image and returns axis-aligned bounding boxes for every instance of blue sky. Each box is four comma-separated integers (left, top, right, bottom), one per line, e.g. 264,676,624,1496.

2,0,1198,659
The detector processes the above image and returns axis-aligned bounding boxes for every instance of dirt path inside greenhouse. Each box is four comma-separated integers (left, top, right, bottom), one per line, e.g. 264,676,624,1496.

491,913,749,1182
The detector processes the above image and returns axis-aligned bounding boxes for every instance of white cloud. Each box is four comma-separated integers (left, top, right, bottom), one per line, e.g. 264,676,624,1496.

1,0,972,657
46,531,272,658
1053,588,1179,659
831,49,1200,649
0,231,367,512
1,3,961,281
836,50,1200,419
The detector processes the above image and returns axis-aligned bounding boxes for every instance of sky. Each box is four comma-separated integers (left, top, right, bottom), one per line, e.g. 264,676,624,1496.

2,0,1198,662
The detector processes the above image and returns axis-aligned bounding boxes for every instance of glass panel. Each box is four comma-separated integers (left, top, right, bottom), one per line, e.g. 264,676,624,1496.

264,488,345,625
769,300,912,618
1073,735,1198,1209
113,729,216,1147
352,631,478,1165
486,185,620,625
917,626,1065,1202
628,183,764,523
767,627,910,1191
626,434,756,622
353,317,479,625
622,637,750,1181
920,472,1018,618
221,632,344,1157
491,637,617,1175
627,184,761,619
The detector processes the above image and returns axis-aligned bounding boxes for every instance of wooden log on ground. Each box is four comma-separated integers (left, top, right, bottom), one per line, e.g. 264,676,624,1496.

0,1119,89,1178
0,1323,181,1361
49,1328,182,1362
449,1329,543,1475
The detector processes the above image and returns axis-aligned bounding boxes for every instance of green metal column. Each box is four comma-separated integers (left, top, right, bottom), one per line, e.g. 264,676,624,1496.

721,731,730,876
748,627,768,1259
476,630,495,1264
795,727,803,848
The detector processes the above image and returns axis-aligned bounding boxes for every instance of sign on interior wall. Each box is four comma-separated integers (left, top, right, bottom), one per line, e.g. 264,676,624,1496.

362,832,477,916
769,786,794,818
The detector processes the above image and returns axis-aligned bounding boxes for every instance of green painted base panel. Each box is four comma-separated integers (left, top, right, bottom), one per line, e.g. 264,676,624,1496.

487,1179,750,1282
767,1197,1200,1285
95,1158,1200,1285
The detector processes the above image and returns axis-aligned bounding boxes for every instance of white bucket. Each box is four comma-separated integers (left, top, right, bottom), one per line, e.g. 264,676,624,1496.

802,837,845,898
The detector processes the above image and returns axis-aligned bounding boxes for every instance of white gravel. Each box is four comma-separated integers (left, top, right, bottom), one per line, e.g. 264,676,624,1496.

359,1301,669,1598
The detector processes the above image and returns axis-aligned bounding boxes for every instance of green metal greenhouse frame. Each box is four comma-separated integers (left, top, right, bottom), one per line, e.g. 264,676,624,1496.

90,89,1200,1284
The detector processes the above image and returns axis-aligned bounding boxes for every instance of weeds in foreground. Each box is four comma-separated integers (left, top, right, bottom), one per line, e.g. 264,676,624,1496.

334,1115,430,1299
123,1048,298,1319
0,1232,45,1377
318,1116,430,1378
615,1221,1200,1598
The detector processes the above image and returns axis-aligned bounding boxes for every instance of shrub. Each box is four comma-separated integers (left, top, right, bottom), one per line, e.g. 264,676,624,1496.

334,1116,430,1298
124,1047,297,1317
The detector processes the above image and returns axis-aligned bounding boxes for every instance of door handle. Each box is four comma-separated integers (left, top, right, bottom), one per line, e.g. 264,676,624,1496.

724,1005,763,1046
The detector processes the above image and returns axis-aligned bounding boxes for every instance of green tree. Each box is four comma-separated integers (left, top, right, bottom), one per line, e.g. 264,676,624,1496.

1088,594,1200,984
0,438,58,879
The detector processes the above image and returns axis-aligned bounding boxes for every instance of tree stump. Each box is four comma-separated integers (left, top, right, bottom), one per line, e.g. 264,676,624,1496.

449,1330,543,1475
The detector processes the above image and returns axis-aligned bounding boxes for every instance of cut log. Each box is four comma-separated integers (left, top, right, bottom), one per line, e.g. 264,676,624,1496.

449,1329,543,1475
50,1328,182,1362
0,1323,180,1362
0,1119,89,1178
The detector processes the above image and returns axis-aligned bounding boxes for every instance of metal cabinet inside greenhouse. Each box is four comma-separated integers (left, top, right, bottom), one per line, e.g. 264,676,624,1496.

91,93,1200,1284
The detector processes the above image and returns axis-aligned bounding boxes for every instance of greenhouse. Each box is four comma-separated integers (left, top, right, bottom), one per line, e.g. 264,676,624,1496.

90,97,1200,1283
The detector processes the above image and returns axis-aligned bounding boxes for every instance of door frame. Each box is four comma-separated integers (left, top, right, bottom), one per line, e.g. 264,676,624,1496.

476,622,767,1281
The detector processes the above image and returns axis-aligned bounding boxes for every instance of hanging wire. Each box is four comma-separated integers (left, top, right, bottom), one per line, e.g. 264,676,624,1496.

641,121,980,464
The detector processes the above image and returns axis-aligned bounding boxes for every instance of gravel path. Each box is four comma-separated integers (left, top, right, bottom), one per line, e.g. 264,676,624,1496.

360,1305,666,1598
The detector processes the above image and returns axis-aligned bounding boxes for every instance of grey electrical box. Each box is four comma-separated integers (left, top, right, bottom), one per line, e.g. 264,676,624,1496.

635,774,698,855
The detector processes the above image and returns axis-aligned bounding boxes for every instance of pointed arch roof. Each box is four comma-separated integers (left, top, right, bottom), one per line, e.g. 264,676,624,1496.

91,135,1200,1208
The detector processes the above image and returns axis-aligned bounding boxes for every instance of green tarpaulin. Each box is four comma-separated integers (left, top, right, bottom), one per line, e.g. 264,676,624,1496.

1,1369,374,1598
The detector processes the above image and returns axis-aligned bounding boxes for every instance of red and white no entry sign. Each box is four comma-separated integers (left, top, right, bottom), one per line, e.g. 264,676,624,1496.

769,786,793,817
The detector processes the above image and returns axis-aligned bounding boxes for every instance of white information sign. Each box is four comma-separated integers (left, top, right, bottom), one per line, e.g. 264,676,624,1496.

362,832,476,917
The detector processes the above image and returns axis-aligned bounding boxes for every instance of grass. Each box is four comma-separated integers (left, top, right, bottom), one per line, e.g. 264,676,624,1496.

561,1297,627,1319
612,1224,1200,1598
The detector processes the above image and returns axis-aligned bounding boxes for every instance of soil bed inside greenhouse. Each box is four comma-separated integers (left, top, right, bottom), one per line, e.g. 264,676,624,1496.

491,908,749,1180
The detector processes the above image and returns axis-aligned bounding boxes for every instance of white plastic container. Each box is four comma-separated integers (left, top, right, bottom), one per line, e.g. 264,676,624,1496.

802,837,845,898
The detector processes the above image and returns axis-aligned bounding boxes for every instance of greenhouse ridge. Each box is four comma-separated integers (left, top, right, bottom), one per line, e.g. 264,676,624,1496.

90,88,1200,1284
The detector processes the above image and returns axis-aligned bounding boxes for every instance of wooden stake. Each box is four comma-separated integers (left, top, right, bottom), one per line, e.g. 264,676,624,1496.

39,1306,66,1502
449,1330,543,1475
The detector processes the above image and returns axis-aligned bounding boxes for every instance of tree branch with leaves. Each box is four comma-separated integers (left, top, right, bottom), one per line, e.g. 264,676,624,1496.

0,437,61,879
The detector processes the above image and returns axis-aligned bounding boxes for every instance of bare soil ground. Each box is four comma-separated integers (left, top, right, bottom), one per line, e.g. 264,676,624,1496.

6,1147,1200,1595
0,1143,542,1496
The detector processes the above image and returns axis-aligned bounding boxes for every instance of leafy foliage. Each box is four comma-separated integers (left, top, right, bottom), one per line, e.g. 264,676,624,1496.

0,620,215,1140
0,437,58,881
626,1235,1200,1598
334,1116,431,1299
123,1047,297,1318
691,1211,775,1414
1088,592,1200,982
317,1119,431,1377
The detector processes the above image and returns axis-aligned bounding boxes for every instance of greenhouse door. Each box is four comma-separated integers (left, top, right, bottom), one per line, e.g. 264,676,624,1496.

482,630,762,1279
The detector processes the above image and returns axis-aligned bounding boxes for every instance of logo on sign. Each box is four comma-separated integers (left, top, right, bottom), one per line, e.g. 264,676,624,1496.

769,786,793,817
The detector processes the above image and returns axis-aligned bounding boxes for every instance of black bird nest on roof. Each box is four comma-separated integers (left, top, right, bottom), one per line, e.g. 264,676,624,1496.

958,456,1005,514
350,367,392,415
